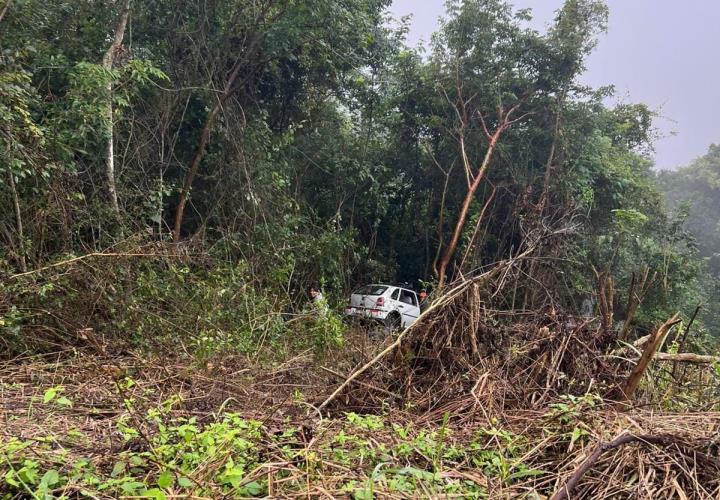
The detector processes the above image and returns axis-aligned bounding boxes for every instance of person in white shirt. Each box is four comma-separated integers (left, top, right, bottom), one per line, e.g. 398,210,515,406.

308,283,328,315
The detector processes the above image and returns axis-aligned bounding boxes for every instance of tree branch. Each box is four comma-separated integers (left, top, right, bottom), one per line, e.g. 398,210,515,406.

551,433,681,500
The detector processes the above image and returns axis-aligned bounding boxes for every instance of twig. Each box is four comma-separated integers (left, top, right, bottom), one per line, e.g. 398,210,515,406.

9,252,180,279
673,303,702,380
550,433,672,500
319,366,400,399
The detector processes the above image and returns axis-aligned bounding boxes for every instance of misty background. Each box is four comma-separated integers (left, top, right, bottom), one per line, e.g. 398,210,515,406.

390,0,720,171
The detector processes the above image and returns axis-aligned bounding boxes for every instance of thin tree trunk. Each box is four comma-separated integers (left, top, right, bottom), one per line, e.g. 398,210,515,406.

102,0,132,215
437,131,501,289
172,92,229,243
432,164,453,277
172,2,275,243
0,0,11,25
538,90,565,215
8,171,27,272
673,303,702,381
457,184,496,272
172,53,259,244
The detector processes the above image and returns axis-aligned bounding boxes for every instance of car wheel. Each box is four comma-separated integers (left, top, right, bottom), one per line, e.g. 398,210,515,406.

384,312,402,332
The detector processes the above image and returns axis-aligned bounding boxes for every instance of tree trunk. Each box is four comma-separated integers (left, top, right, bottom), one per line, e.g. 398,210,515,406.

437,131,501,290
538,90,565,215
457,184,496,272
621,313,681,399
170,0,277,243
8,171,27,272
431,164,453,277
102,0,132,215
172,103,222,243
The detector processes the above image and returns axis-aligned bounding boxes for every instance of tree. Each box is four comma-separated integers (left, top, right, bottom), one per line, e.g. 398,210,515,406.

102,0,132,215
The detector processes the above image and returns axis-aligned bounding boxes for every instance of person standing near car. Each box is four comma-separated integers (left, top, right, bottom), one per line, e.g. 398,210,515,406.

308,283,328,315
418,289,429,313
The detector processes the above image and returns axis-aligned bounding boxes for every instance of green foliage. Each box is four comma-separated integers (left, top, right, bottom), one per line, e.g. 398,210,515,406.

0,256,344,359
42,386,73,408
0,0,716,356
1,405,531,498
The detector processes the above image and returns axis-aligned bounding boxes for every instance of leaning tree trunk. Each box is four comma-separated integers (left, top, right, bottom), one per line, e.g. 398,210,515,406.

102,0,132,215
8,170,27,272
172,62,244,243
435,93,531,291
621,313,681,400
436,131,501,290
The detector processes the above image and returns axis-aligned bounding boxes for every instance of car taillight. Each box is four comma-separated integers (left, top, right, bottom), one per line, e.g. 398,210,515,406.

376,297,385,307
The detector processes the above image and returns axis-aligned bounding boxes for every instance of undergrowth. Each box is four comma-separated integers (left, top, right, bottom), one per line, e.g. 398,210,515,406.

1,395,546,499
0,257,346,360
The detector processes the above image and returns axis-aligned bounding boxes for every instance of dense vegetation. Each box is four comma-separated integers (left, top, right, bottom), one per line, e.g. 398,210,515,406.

1,0,715,350
1,0,718,498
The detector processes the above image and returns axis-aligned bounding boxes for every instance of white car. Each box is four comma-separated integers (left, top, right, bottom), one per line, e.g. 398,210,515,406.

344,284,421,329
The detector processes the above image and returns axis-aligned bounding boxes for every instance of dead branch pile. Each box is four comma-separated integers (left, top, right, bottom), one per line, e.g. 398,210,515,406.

327,262,623,417
314,253,720,497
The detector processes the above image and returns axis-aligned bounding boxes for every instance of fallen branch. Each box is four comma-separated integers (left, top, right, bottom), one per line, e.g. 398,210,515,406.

319,366,400,399
655,352,720,365
551,433,674,500
621,313,681,399
9,251,182,279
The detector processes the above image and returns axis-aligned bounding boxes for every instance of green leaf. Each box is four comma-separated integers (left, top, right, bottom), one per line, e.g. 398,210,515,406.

142,488,167,499
157,470,173,489
111,461,126,478
120,481,146,494
243,481,264,496
353,488,373,500
507,468,545,481
4,471,19,487
570,426,583,448
55,396,73,407
43,387,57,403
178,476,192,488
40,469,59,487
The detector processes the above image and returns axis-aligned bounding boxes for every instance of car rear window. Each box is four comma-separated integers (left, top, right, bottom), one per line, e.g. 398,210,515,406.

354,285,388,296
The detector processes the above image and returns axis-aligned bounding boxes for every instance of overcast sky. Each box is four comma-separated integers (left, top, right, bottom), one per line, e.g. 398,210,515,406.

389,0,720,170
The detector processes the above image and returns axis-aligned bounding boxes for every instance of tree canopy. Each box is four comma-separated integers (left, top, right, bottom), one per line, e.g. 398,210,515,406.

1,0,717,350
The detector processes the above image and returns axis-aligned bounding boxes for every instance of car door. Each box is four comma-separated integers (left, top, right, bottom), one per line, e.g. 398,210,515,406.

398,289,420,326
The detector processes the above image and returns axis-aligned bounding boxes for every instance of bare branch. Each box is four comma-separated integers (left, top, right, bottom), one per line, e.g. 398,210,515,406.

0,0,11,25
476,109,492,141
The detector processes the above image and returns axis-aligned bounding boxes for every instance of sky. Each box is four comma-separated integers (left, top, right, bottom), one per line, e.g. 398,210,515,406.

388,0,720,170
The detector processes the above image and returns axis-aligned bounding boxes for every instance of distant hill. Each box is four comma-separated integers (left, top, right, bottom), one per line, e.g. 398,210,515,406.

657,144,720,277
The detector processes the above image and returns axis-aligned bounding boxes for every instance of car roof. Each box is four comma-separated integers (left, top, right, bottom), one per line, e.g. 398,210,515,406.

363,284,416,292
